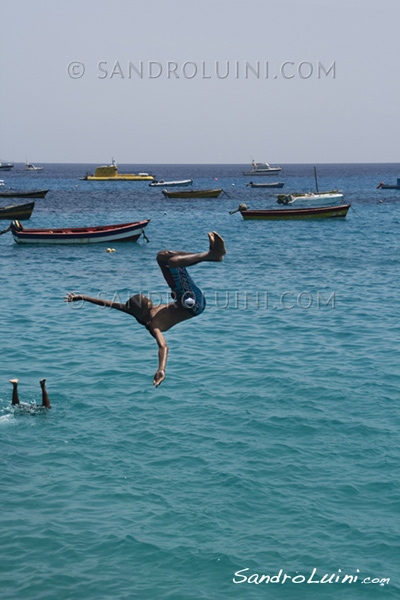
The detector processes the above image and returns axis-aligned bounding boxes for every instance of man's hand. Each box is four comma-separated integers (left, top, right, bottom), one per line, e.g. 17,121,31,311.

153,369,165,387
64,292,84,302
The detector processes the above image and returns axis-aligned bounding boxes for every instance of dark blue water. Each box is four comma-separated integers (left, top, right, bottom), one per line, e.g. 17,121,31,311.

0,163,399,599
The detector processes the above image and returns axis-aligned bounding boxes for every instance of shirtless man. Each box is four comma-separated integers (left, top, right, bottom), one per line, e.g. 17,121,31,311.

9,378,51,408
65,231,226,387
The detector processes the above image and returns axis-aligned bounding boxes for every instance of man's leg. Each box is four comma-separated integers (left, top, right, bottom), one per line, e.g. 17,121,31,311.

40,379,51,409
9,379,20,405
157,232,226,270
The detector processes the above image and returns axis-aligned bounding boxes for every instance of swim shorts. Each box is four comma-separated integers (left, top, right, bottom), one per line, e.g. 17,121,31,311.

168,266,206,316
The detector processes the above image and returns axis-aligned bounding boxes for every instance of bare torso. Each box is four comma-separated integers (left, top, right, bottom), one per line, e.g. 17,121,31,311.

141,302,194,332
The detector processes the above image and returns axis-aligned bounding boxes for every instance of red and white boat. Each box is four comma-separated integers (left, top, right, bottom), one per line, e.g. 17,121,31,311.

10,219,150,244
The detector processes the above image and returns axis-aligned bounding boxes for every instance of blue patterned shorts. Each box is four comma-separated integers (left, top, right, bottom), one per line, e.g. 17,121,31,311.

168,266,206,316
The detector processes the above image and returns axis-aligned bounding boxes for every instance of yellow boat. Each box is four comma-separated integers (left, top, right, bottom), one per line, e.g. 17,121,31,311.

81,160,154,181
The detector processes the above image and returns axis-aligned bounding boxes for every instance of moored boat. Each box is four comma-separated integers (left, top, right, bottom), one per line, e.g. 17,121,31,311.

0,201,35,220
149,179,193,187
0,162,14,171
377,179,400,190
25,162,43,172
9,219,150,244
243,161,282,176
230,203,351,220
277,191,343,205
246,182,285,188
0,189,49,199
81,159,154,181
162,189,222,198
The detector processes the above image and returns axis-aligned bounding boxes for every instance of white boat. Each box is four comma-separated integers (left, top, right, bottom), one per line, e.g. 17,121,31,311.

243,161,282,176
277,191,343,206
0,162,14,171
149,178,193,187
25,162,43,172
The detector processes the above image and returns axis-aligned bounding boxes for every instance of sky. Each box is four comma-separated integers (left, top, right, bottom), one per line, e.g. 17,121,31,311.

1,0,399,164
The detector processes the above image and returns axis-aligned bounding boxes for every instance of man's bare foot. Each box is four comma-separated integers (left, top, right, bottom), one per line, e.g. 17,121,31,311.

9,379,19,385
40,378,46,388
208,231,226,261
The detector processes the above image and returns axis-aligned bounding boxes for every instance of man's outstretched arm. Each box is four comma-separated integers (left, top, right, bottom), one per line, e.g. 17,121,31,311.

64,292,126,311
148,326,168,387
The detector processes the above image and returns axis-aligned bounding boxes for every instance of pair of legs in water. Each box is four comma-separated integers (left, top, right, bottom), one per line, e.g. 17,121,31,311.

9,378,51,409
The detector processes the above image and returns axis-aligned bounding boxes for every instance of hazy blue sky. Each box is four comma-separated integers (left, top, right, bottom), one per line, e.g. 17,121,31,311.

1,0,399,163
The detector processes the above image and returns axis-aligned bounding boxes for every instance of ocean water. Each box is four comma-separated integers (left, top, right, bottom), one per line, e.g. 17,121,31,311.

0,163,399,599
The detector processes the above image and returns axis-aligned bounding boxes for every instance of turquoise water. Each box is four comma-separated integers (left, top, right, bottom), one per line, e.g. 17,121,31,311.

1,164,399,599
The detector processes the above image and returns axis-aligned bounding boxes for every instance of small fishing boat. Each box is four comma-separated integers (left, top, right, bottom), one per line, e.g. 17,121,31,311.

149,179,193,187
0,162,14,171
81,159,154,181
377,179,400,190
0,201,35,220
9,219,150,245
162,189,223,198
246,182,285,188
0,189,49,199
243,161,282,176
230,203,351,220
277,191,343,205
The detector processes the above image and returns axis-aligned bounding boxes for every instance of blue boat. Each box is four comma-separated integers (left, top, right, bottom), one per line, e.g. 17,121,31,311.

377,178,400,189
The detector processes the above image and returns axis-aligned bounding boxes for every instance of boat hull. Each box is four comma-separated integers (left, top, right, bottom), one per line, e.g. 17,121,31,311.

277,192,343,206
84,175,154,181
0,189,49,199
0,202,35,220
248,182,285,188
162,189,222,198
150,179,193,187
11,219,150,244
243,170,282,176
240,204,351,220
377,179,400,189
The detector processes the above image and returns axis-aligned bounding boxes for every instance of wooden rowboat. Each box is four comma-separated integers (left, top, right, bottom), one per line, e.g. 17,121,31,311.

0,201,35,220
162,189,222,198
0,189,49,199
149,179,193,187
230,203,351,220
377,179,400,190
10,219,150,244
246,182,285,188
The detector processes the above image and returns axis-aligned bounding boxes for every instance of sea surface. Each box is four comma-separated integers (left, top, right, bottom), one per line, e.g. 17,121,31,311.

0,163,399,599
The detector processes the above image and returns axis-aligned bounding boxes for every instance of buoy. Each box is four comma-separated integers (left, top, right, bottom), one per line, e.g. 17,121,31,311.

215,178,218,181
107,248,115,252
